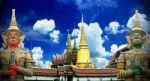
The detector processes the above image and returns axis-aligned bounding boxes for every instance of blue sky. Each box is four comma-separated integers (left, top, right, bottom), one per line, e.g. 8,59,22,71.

0,0,150,68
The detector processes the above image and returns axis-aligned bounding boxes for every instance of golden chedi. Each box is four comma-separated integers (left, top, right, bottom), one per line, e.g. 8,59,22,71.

76,15,93,68
64,32,72,65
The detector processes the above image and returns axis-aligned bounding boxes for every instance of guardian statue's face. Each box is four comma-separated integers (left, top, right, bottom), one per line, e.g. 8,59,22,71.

5,30,21,48
130,32,145,48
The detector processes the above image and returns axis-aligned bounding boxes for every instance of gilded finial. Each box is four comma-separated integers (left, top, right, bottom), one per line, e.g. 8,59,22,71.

81,13,84,28
8,9,19,30
82,13,84,24
79,13,88,47
66,29,71,51
74,37,76,49
73,23,77,49
133,10,142,31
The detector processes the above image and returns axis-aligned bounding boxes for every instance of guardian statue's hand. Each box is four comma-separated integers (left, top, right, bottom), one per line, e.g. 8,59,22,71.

7,64,20,76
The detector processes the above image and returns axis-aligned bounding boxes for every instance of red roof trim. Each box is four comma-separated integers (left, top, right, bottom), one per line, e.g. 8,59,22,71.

33,68,117,76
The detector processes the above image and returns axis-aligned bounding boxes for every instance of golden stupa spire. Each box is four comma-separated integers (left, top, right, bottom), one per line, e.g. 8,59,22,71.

64,30,72,64
8,9,19,30
74,37,76,49
76,14,93,68
73,22,77,49
132,10,142,31
79,14,88,48
66,30,71,51
73,28,77,49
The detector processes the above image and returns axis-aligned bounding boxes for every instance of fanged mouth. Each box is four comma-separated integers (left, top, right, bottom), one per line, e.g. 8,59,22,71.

132,38,142,43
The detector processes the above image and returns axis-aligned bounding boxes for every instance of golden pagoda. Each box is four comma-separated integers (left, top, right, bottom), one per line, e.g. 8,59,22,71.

64,32,72,64
66,32,72,54
76,14,93,68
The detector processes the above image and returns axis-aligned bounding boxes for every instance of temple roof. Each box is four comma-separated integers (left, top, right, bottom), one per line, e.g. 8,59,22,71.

33,69,57,76
33,68,117,77
52,55,64,64
107,46,130,68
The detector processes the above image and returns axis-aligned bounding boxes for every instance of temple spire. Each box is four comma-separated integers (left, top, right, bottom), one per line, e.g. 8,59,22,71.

76,14,93,68
82,13,84,26
8,9,19,30
133,10,142,31
64,30,72,64
74,36,76,49
73,23,77,49
66,30,71,51
79,14,88,48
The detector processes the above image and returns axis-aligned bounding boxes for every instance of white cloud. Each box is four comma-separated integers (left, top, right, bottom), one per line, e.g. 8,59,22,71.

110,44,127,54
92,57,109,68
49,30,60,43
105,21,128,35
118,44,128,49
127,12,150,33
43,61,52,68
96,44,127,68
31,47,52,68
32,19,61,44
104,35,109,40
71,28,80,37
33,19,55,35
32,47,43,66
110,44,118,54
71,28,80,48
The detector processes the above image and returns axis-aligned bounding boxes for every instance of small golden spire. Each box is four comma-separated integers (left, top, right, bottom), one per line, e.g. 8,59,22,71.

133,10,142,31
67,30,71,50
74,38,76,49
73,22,77,49
73,28,77,49
8,9,19,30
64,31,72,64
81,13,84,27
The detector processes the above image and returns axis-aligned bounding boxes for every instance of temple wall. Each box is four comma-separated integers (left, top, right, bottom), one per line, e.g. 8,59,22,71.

25,76,58,81
25,76,124,81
